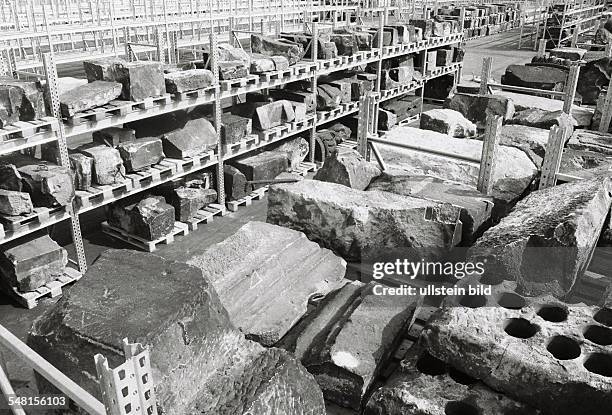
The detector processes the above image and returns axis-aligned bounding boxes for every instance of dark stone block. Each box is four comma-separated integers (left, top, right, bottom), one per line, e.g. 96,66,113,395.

232,152,289,188
69,153,94,191
117,137,164,172
0,189,33,216
224,165,247,200
161,118,217,159
92,127,136,147
171,187,218,221
107,195,175,240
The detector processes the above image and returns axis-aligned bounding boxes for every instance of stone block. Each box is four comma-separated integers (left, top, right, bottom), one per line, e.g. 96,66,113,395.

27,249,326,415
219,113,252,145
426,50,438,69
509,107,576,130
330,34,359,56
445,93,515,128
381,95,421,122
423,277,612,415
0,190,33,216
107,195,175,240
92,126,136,147
224,165,247,200
378,108,397,131
469,177,612,297
78,144,125,185
317,84,342,110
436,48,454,67
0,234,67,291
281,34,337,59
164,69,214,93
232,152,289,187
268,89,316,112
253,100,295,130
420,108,477,138
313,150,381,190
0,78,45,127
161,118,217,158
270,137,309,168
350,77,373,101
171,187,217,221
0,164,22,192
117,137,164,173
495,124,550,166
59,80,122,117
568,130,612,156
187,221,346,346
368,172,494,244
17,163,74,207
218,61,249,80
69,153,94,191
84,59,166,101
502,64,568,90
410,19,433,38
550,47,587,61
327,123,352,143
291,101,307,121
251,34,304,65
327,80,352,103
267,179,462,262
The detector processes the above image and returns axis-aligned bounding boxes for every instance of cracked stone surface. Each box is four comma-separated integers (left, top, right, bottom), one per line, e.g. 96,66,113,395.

469,177,612,298
420,108,477,138
444,93,515,128
107,195,175,240
251,34,304,65
267,179,462,262
567,130,612,156
186,221,346,346
77,143,125,185
117,137,164,173
0,189,33,216
28,249,326,415
313,150,382,190
59,80,122,117
559,148,612,180
0,78,46,127
422,275,612,415
489,124,550,167
232,151,289,188
17,163,74,207
364,346,539,415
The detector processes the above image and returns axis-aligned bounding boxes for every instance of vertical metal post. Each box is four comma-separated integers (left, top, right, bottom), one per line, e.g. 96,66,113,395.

156,26,166,63
477,115,502,195
479,56,492,95
599,77,612,133
309,22,318,163
537,38,547,57
539,125,567,189
43,53,88,275
562,63,580,114
373,13,384,131
209,32,226,207
357,94,371,157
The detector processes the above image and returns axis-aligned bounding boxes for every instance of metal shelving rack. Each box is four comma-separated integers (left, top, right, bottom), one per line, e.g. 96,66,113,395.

0,3,463,282
538,0,606,48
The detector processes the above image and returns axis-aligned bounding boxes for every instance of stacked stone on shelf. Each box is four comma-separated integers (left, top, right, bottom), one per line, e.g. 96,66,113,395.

58,81,122,117
249,54,290,73
92,126,136,147
224,165,248,201
233,99,296,131
161,118,217,158
0,78,46,127
313,150,381,191
218,113,252,145
281,32,338,59
170,186,217,221
68,153,94,191
251,34,304,65
164,68,214,94
107,195,175,240
232,151,289,188
0,190,33,216
116,137,164,173
0,234,67,291
78,143,125,185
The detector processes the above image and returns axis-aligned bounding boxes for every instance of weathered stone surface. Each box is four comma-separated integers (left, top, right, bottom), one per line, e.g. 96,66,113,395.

28,249,327,415
509,107,576,130
327,80,352,104
218,61,249,80
349,76,374,101
117,137,164,173
377,127,538,205
92,126,136,147
78,144,125,185
0,78,46,127
0,189,33,216
83,58,121,83
550,47,587,61
254,100,295,130
410,19,433,37
161,118,217,158
422,277,612,415
18,163,74,207
68,153,93,191
378,108,397,131
224,165,247,200
280,34,337,59
84,59,166,101
302,283,419,410
268,89,316,112
568,130,612,156
233,152,289,187
365,346,539,415
380,67,415,90
164,69,214,93
502,64,568,90
330,33,359,56
219,113,252,145
424,74,455,100
368,172,493,244
558,148,612,180
316,130,339,160
420,108,477,138
270,137,309,168
313,150,381,190
328,123,351,144
469,178,612,297
187,221,346,345
0,164,22,191
249,54,290,73
59,80,122,117
577,57,611,105
108,195,175,240
267,179,462,262
251,34,304,65
0,234,67,291
381,94,421,122
333,28,373,50
216,43,251,64
493,124,550,166
317,84,342,110
171,187,217,221
291,101,307,121
444,93,515,127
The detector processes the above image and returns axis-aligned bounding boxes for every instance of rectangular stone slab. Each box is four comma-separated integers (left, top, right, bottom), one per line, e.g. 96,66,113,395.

267,179,462,262
0,189,33,216
117,137,164,173
187,221,346,347
232,151,289,187
92,126,136,147
171,187,217,221
59,80,122,117
250,34,304,65
161,118,217,158
224,165,247,200
17,163,75,207
78,144,125,185
164,69,213,93
69,153,93,191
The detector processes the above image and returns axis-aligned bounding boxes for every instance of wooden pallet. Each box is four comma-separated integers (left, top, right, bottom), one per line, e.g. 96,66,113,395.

0,117,58,140
291,161,319,177
0,267,83,309
223,134,259,155
64,95,172,126
219,75,259,92
258,67,293,83
0,206,68,232
226,186,268,212
101,221,189,252
174,86,216,101
181,203,227,231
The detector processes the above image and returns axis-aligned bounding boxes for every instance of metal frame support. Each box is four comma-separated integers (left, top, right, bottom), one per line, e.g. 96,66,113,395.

210,32,226,208
598,76,612,133
562,63,580,114
477,115,502,195
42,52,88,275
309,22,318,164
155,26,166,63
539,125,568,189
95,339,157,415
479,57,492,95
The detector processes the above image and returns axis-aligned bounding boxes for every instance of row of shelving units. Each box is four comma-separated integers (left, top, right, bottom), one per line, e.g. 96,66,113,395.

537,0,607,48
0,3,463,307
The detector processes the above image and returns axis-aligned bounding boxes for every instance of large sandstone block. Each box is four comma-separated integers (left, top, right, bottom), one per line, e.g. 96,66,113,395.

0,234,67,291
559,148,612,180
444,93,515,128
218,61,249,80
18,163,74,207
28,249,326,415
164,69,213,93
267,179,462,262
0,190,33,216
422,277,612,415
84,59,166,100
365,346,539,415
270,137,309,168
568,130,612,156
187,221,346,346
107,195,175,240
161,118,217,158
302,283,420,410
253,100,296,130
171,187,217,221
117,137,164,173
368,172,494,244
420,108,477,138
59,81,122,117
78,144,125,185
493,124,550,166
0,78,46,127
469,178,612,298
232,151,289,187
509,108,575,130
251,34,304,65
313,150,381,190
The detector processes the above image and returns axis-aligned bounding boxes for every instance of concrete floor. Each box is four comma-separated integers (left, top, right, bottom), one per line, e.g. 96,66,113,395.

0,28,592,409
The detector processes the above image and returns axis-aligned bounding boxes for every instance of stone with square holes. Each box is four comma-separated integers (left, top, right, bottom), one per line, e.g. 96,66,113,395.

313,150,381,191
78,143,125,185
0,234,67,291
107,195,175,240
364,346,539,415
186,221,346,346
161,118,217,159
28,249,327,415
469,177,612,298
421,275,612,415
267,179,462,262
